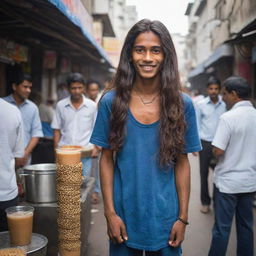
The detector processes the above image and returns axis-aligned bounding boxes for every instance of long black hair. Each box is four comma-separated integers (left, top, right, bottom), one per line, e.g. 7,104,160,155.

109,19,186,167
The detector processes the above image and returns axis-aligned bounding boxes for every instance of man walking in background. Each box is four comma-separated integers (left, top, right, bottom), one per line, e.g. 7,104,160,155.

52,73,99,177
85,80,102,204
0,99,24,231
3,74,43,166
209,76,256,256
196,77,226,214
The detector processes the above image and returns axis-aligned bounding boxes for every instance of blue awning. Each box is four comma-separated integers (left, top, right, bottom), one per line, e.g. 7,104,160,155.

188,44,234,79
47,0,112,66
204,44,233,68
188,62,205,78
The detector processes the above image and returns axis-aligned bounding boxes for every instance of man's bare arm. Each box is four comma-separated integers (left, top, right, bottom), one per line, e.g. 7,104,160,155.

53,129,61,148
91,145,101,158
100,148,128,244
100,148,115,216
20,137,40,166
25,137,39,156
15,157,24,169
169,153,190,247
175,153,190,221
212,146,225,157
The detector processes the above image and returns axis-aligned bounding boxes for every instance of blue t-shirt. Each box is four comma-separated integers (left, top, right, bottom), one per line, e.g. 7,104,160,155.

90,90,201,251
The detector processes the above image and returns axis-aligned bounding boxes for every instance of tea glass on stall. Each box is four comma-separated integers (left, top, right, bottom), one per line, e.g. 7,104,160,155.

56,146,82,165
5,206,34,246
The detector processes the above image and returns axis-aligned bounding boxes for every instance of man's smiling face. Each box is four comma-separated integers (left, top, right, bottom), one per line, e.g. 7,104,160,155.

132,31,164,80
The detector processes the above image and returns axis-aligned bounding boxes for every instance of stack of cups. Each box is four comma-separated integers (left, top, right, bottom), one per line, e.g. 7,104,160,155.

56,147,82,256
0,248,26,256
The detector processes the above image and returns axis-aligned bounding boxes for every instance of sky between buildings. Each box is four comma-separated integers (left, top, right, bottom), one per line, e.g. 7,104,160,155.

126,0,190,35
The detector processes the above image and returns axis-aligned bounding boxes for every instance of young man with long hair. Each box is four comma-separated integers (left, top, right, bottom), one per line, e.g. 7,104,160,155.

90,19,201,255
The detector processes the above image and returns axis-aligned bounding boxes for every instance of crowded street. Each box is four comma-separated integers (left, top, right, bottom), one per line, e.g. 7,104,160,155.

0,0,256,256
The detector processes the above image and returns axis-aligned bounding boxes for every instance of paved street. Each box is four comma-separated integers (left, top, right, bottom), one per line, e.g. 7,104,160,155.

87,154,256,256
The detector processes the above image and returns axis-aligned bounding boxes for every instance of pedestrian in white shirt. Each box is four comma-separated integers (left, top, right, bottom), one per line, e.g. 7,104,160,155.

209,76,256,256
85,80,102,204
3,74,43,166
0,99,24,231
195,77,226,214
52,73,99,176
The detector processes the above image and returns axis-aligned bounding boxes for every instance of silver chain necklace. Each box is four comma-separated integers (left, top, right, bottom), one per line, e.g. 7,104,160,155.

134,90,159,105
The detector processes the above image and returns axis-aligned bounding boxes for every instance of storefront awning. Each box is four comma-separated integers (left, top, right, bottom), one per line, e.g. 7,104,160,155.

47,0,112,66
225,19,256,45
188,44,234,79
204,44,233,68
0,0,113,68
188,63,205,78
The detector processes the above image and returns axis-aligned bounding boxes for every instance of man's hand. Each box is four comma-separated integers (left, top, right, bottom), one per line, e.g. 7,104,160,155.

19,151,30,166
15,158,24,169
91,145,101,158
212,146,224,157
106,213,128,244
168,220,186,247
17,182,25,197
91,146,99,158
192,152,199,157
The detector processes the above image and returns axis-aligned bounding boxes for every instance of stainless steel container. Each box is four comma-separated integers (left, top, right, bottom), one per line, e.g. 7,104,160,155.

21,164,57,203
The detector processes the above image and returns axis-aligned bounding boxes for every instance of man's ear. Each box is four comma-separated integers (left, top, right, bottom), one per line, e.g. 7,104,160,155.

231,90,239,99
12,83,17,92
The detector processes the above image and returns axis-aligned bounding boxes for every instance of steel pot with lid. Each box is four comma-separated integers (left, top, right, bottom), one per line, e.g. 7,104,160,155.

21,164,57,203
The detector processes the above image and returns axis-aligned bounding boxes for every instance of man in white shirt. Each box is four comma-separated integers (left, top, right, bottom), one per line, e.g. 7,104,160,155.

209,76,256,256
0,99,24,231
3,74,43,166
52,73,99,176
196,77,226,213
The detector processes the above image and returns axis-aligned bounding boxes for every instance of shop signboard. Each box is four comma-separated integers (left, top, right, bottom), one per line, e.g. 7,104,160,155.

0,39,28,63
60,57,71,73
93,21,103,46
51,0,93,34
43,50,57,69
103,37,121,68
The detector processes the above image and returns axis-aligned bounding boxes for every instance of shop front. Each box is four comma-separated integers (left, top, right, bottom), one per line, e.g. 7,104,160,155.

227,19,256,99
188,44,234,93
0,0,113,100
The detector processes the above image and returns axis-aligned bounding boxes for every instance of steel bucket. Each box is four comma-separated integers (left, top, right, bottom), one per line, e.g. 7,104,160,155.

21,164,57,203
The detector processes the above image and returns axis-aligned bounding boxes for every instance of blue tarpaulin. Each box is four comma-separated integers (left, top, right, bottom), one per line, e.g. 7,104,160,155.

47,0,112,66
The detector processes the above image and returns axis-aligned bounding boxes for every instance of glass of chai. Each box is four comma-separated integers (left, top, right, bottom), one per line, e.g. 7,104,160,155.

6,206,34,246
56,146,82,165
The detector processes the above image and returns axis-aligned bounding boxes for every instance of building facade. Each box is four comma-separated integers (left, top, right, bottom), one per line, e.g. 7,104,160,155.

185,0,256,97
171,33,189,87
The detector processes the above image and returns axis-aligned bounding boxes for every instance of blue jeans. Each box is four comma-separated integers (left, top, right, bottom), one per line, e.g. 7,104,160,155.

209,186,254,256
110,243,181,256
81,157,92,177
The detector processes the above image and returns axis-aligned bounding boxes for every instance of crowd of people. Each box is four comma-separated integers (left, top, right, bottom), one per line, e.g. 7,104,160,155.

0,72,106,232
192,76,256,255
0,18,255,256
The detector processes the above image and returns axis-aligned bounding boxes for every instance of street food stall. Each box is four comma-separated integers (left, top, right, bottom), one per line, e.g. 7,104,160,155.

0,147,94,256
